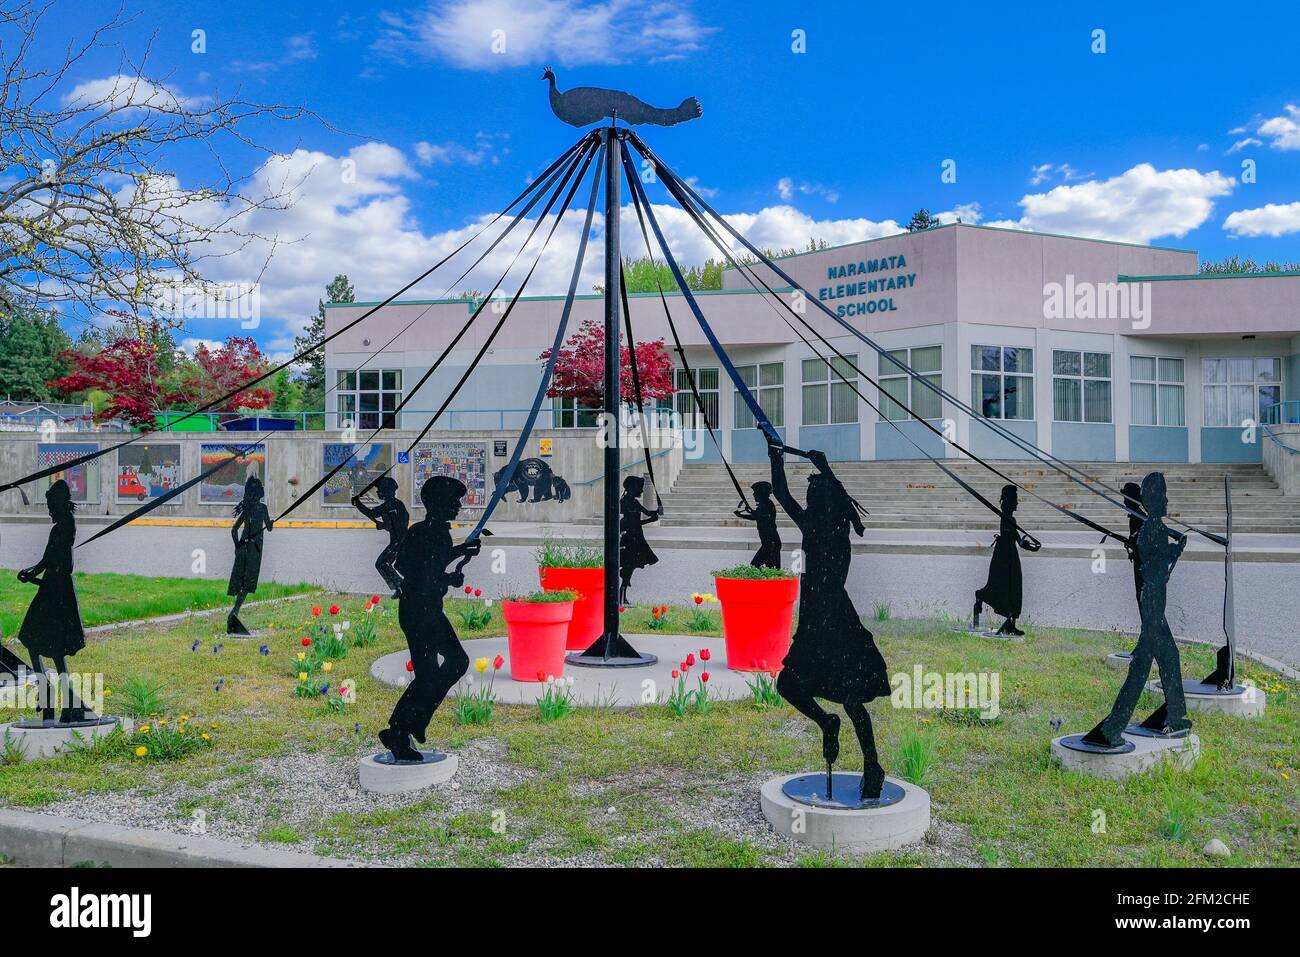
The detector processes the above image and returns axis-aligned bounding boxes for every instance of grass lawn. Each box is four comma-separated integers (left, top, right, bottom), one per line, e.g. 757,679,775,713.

0,571,317,635
0,593,1295,867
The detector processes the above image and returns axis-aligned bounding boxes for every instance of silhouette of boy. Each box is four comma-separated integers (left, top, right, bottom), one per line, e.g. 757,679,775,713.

353,476,409,597
734,481,781,569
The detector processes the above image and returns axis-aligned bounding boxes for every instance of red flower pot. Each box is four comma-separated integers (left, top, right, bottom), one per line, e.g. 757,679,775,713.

502,599,575,681
714,576,799,672
539,566,604,650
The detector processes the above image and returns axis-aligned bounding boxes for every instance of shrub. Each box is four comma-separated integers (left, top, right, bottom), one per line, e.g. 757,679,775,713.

710,565,796,580
503,589,578,603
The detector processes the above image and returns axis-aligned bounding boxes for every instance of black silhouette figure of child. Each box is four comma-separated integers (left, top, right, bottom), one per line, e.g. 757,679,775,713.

618,474,660,604
973,485,1036,636
1083,471,1191,747
16,480,93,724
734,481,781,569
768,437,890,800
227,476,273,636
353,476,409,598
379,476,480,762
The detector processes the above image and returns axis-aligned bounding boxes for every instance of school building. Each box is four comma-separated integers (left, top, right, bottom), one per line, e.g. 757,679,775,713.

323,222,1300,465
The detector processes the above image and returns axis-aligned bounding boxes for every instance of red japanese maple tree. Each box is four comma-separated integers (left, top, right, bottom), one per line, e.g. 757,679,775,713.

174,337,275,412
49,337,185,428
540,317,675,407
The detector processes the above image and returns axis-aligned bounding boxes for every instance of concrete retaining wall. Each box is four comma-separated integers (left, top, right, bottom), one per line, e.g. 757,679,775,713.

1263,424,1300,495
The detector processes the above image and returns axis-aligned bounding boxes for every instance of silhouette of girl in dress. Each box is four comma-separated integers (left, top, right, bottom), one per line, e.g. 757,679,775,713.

227,476,273,635
1084,472,1190,746
734,481,781,569
973,485,1036,636
618,474,659,604
17,480,92,723
768,438,890,800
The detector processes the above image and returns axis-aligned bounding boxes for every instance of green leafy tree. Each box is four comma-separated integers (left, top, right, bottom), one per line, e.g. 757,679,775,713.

0,303,73,402
906,209,944,232
1200,255,1300,274
294,274,354,410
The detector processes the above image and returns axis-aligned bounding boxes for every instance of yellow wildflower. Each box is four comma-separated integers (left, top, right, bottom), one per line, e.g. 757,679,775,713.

135,746,148,758
140,725,151,734
201,733,211,741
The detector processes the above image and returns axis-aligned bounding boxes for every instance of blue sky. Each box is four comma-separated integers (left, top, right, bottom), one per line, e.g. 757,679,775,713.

37,0,1300,356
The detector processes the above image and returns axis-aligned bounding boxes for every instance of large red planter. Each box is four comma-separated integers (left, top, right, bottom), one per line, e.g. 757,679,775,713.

502,599,575,682
714,576,799,672
539,566,603,650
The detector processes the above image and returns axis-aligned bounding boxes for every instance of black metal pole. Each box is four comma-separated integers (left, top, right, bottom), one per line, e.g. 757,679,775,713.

601,124,622,654
567,125,655,668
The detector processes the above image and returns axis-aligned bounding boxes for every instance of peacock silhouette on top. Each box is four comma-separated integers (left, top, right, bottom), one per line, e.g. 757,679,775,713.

543,68,702,128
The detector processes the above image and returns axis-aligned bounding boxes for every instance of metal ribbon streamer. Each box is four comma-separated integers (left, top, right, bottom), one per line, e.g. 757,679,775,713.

0,134,596,496
466,146,606,542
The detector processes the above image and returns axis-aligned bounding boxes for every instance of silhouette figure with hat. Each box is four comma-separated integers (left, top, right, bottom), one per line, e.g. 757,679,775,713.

16,479,94,723
734,481,781,569
379,476,480,762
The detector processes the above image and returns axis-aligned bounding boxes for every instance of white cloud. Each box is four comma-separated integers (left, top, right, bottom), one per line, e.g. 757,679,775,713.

1029,162,1090,185
1227,137,1262,153
1258,104,1300,150
934,202,981,225
775,177,838,204
991,163,1235,243
414,131,510,166
1223,201,1300,237
62,75,204,111
377,0,715,69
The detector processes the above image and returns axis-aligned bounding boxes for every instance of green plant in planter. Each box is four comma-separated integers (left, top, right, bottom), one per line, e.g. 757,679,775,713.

503,589,579,603
535,539,603,568
710,565,797,580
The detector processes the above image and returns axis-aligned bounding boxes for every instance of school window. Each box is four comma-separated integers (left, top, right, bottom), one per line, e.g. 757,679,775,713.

734,362,785,429
970,346,1033,420
801,354,858,426
1202,357,1281,427
1130,356,1185,426
337,369,401,429
879,346,942,421
551,396,602,428
673,367,719,429
1052,350,1112,423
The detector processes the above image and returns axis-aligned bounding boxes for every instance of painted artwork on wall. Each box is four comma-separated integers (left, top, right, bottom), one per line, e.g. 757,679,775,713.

321,442,394,506
412,442,486,508
36,443,100,503
199,443,267,504
115,443,182,502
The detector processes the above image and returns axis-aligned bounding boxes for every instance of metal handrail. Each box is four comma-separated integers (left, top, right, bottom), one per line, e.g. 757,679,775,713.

571,446,678,487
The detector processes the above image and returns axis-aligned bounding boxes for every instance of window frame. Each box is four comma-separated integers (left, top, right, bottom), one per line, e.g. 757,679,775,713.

1201,356,1280,428
879,345,943,422
1051,349,1113,424
1129,355,1185,428
733,361,785,430
336,368,402,430
801,354,859,426
969,345,1034,421
672,366,720,430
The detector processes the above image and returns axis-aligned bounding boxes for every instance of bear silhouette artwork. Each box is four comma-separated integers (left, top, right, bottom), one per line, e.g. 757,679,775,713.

15,480,94,724
226,477,274,636
972,485,1038,636
1083,472,1191,748
352,476,409,598
378,476,481,763
734,481,781,569
493,457,571,504
767,437,890,801
618,474,660,604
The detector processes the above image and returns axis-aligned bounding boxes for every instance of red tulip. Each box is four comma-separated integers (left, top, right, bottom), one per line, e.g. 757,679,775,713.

680,661,689,671
493,654,504,670
700,648,711,661
329,604,340,615
372,595,381,604
652,608,661,619
536,670,545,681
474,588,482,597
618,605,626,613
301,637,311,647
693,595,703,605
311,606,322,617
769,670,779,679
685,653,695,667
464,586,472,594
405,660,414,672
701,672,710,683
671,670,679,679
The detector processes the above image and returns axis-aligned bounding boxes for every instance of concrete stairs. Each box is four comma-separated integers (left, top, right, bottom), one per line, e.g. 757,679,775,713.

651,461,1296,534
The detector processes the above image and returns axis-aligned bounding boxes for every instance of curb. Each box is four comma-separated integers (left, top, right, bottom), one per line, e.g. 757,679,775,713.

0,808,368,868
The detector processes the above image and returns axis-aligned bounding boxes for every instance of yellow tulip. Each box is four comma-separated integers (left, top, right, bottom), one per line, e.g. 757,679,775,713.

298,672,309,681
323,662,333,673
475,657,489,673
297,652,306,662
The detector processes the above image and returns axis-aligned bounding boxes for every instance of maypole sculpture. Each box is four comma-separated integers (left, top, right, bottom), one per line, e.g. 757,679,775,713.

543,69,703,668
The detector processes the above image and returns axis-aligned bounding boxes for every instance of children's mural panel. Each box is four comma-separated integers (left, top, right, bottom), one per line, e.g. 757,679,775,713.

199,444,267,504
36,443,100,503
412,443,486,508
115,443,183,502
321,442,394,506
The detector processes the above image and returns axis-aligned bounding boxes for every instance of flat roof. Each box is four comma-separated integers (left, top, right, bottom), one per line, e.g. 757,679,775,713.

1119,270,1300,282
325,285,797,309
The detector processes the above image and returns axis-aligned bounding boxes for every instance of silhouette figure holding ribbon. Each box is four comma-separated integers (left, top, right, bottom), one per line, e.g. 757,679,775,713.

227,477,273,636
734,481,781,569
973,485,1036,636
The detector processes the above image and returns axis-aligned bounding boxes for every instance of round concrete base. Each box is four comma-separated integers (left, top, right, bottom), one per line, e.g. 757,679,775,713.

1051,731,1200,780
1148,680,1266,718
359,750,458,795
0,716,125,760
760,773,930,853
952,627,1023,642
1106,651,1134,670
